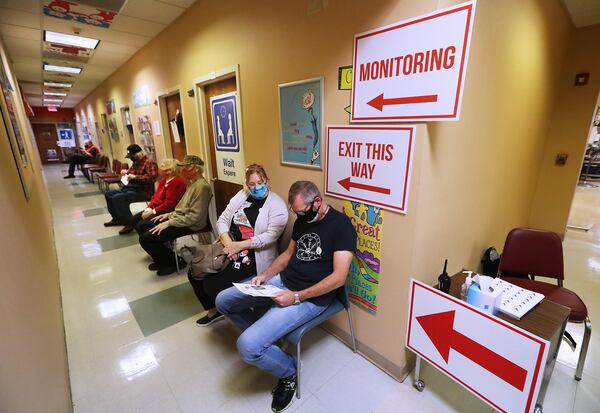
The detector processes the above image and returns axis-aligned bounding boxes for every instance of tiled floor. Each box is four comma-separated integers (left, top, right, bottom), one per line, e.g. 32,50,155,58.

48,164,600,412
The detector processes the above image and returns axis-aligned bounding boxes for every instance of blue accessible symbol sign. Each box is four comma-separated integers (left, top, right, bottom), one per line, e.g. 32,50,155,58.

211,92,240,152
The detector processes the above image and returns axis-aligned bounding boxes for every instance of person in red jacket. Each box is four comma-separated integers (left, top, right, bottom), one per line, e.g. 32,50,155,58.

129,158,187,235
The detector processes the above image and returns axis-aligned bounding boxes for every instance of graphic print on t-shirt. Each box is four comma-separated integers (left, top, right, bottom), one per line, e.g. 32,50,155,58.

296,233,323,261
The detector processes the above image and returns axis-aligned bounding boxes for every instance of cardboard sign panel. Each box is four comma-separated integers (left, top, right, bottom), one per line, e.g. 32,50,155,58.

325,125,414,214
351,1,476,122
406,280,549,413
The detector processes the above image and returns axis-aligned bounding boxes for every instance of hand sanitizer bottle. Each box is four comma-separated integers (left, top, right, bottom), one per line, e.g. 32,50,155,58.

460,272,473,301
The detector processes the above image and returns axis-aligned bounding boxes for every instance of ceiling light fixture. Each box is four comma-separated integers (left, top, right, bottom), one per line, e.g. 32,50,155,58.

44,30,100,49
44,63,82,74
44,91,67,97
44,98,63,103
44,81,72,88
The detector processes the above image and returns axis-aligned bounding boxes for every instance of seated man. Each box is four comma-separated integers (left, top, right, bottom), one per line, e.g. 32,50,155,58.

63,140,99,179
104,144,158,234
215,180,356,413
137,155,212,276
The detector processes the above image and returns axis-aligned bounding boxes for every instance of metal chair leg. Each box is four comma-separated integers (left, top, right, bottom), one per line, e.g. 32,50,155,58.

347,307,357,353
575,317,592,380
173,239,180,273
296,341,302,399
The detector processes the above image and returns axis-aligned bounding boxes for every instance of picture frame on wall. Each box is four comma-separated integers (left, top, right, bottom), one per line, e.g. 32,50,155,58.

0,55,31,200
278,77,324,169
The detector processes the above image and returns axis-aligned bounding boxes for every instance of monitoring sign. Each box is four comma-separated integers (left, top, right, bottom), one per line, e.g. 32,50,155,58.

351,1,476,122
407,280,549,413
325,125,414,214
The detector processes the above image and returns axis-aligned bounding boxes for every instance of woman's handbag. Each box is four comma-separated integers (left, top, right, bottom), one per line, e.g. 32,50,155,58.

188,240,230,280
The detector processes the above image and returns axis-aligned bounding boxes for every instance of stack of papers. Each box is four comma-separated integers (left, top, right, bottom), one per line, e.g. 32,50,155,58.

232,283,284,297
490,278,545,320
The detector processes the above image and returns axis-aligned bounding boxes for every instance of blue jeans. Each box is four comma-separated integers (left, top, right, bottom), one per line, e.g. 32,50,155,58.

215,275,328,378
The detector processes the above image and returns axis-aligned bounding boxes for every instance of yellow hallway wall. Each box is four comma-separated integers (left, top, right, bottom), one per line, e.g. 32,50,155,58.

75,0,573,379
0,38,71,413
529,24,600,235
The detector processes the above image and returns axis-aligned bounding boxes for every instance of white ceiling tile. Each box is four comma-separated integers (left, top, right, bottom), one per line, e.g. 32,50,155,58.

0,24,41,41
0,0,40,14
110,15,166,37
95,40,138,55
4,37,41,59
159,0,197,8
0,8,41,28
120,0,185,25
563,0,600,27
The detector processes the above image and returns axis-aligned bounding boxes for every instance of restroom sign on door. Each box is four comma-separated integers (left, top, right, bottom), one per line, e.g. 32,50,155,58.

351,1,476,122
325,125,414,214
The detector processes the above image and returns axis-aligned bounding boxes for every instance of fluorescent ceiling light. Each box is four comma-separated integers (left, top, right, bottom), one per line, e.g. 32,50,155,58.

44,91,67,97
44,98,63,103
44,64,82,74
44,81,72,88
44,30,99,49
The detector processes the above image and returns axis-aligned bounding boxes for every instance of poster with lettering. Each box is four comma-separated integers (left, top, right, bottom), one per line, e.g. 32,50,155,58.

210,92,245,185
343,200,384,314
278,77,323,169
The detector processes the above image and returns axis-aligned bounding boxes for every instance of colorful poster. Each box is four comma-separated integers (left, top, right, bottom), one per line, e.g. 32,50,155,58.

210,92,245,185
278,77,323,169
44,1,117,29
342,200,383,314
133,85,151,108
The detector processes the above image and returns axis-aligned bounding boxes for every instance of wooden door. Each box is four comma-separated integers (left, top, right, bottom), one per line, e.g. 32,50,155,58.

165,93,187,161
203,77,243,216
32,123,62,163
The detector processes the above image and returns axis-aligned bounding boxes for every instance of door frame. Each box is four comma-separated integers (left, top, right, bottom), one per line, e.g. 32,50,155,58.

191,64,245,183
157,85,188,158
119,103,134,146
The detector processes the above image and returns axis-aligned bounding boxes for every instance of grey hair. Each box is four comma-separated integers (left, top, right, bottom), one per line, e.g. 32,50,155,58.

288,181,321,204
159,158,179,173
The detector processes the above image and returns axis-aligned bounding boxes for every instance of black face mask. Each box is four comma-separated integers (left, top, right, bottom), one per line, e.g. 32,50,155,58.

295,199,319,224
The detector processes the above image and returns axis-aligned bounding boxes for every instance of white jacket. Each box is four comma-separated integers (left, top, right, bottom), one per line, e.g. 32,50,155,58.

216,189,288,275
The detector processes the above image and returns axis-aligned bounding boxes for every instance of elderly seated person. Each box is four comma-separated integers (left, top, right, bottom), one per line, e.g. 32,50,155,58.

103,144,158,235
130,158,187,233
63,140,99,179
216,180,357,412
137,155,212,276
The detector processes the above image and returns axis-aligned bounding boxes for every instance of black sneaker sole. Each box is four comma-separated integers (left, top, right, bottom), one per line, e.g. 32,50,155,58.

271,390,296,413
195,314,224,327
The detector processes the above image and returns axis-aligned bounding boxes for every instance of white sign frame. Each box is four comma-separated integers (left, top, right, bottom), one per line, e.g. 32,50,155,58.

406,279,549,413
325,125,414,214
210,91,245,185
351,1,476,122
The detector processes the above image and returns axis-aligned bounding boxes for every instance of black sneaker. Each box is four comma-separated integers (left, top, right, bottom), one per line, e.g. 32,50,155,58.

63,175,75,179
148,262,159,271
271,375,296,412
156,266,176,276
195,312,224,327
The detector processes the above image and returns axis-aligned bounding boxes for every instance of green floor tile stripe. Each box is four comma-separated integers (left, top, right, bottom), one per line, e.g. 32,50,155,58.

70,181,92,186
129,283,204,336
74,191,103,198
96,233,138,252
82,207,108,217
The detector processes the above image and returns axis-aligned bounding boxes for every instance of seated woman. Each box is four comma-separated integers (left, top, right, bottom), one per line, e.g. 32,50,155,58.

131,158,187,234
188,164,288,326
137,155,212,276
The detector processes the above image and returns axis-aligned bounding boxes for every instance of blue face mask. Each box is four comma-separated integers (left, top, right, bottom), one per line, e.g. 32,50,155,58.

249,183,268,199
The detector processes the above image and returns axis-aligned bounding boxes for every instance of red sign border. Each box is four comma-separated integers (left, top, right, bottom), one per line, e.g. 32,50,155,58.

350,2,474,122
406,280,547,413
325,125,414,213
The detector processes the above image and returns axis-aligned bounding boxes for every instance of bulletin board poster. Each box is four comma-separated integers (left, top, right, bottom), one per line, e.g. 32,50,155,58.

210,92,245,185
342,200,384,314
58,128,75,147
278,77,323,169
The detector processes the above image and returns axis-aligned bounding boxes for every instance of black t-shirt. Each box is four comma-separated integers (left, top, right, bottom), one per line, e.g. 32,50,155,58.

281,207,357,304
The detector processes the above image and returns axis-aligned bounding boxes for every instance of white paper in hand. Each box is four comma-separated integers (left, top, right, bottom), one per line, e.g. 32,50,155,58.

120,175,129,186
232,283,284,297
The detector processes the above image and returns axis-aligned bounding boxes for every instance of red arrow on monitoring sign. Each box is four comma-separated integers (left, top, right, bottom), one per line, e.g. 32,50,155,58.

416,310,527,391
367,93,438,111
338,177,391,195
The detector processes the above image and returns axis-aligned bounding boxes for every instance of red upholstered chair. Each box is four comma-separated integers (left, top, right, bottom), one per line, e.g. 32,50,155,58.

498,227,591,380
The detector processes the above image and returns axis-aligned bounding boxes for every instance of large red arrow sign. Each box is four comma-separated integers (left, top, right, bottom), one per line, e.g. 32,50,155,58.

367,93,438,111
416,310,527,391
338,177,390,194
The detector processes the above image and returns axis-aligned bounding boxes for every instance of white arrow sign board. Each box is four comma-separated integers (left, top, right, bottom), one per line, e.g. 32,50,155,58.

406,279,549,413
351,1,476,122
325,125,414,214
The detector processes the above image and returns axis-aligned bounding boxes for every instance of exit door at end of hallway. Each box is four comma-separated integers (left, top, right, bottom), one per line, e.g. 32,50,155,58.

203,77,243,216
